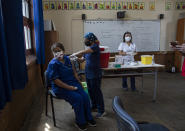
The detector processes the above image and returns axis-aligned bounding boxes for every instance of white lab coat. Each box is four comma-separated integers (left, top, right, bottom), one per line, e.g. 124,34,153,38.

118,42,136,64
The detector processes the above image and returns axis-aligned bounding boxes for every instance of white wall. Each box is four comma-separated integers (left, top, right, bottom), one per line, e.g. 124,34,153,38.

43,0,185,54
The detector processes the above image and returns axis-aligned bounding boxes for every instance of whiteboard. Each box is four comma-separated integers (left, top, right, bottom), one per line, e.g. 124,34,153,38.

84,20,160,52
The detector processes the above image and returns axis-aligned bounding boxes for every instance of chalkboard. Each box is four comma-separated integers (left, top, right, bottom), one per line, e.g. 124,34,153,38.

84,20,160,52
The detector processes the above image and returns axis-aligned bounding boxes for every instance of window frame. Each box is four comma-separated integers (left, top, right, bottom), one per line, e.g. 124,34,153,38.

23,0,35,56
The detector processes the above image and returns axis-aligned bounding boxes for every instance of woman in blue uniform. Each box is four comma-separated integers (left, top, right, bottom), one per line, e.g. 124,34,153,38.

71,32,105,118
46,42,95,130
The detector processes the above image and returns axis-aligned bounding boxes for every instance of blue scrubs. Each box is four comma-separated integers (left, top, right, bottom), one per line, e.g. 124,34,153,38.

46,55,93,125
84,43,105,114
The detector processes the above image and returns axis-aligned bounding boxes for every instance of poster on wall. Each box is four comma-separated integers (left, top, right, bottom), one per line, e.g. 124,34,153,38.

87,2,93,10
94,2,98,9
182,2,185,10
122,2,127,10
111,1,116,10
128,2,133,10
57,2,62,10
149,1,155,11
82,1,87,9
176,2,181,10
134,2,139,10
105,1,111,10
69,1,74,10
165,1,172,11
98,2,105,10
50,1,57,10
75,1,81,9
139,2,145,10
63,1,68,10
117,2,122,10
43,1,49,10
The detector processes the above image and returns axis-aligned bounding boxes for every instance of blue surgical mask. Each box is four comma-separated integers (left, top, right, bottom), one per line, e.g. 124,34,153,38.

125,37,131,42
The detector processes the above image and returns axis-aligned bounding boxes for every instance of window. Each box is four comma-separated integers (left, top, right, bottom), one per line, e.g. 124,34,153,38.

22,0,34,55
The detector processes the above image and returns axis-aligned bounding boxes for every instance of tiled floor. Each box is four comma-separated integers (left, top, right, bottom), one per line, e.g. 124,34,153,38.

21,72,185,131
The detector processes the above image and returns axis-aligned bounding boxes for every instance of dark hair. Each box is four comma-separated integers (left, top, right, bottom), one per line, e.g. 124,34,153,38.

123,31,132,43
51,42,65,52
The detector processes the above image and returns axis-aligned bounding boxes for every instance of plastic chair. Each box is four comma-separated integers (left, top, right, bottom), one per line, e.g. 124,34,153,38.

112,96,170,131
44,71,58,127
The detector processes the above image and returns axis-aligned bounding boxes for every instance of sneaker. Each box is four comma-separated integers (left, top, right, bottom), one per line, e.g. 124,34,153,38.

96,112,106,118
87,119,96,127
75,123,87,131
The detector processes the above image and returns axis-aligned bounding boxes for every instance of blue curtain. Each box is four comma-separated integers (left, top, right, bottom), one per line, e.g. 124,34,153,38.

33,0,45,64
0,0,28,110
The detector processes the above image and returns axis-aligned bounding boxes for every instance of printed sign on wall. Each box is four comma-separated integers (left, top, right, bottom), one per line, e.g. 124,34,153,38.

50,1,57,10
69,2,74,10
105,1,111,10
43,1,49,10
63,1,68,10
149,1,155,11
128,2,133,10
87,2,93,10
165,1,172,11
99,2,105,10
43,1,149,11
122,2,127,10
75,1,81,10
139,2,145,10
94,2,98,9
111,1,116,10
117,2,122,10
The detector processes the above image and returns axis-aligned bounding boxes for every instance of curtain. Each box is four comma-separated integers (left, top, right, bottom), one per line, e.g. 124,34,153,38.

0,0,28,110
182,58,185,77
33,0,45,64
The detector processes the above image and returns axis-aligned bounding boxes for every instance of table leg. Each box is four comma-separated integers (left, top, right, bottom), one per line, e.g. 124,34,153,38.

140,69,144,94
153,68,158,102
141,74,144,94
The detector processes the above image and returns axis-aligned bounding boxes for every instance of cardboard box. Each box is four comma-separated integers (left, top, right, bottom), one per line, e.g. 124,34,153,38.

44,20,56,31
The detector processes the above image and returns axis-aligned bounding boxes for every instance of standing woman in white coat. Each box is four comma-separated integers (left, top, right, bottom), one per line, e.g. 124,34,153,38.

118,32,137,91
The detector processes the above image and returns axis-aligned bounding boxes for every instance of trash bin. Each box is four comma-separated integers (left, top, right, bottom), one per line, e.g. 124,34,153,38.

100,46,110,68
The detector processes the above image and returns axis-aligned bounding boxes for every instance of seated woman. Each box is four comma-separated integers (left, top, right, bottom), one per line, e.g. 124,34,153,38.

46,42,96,130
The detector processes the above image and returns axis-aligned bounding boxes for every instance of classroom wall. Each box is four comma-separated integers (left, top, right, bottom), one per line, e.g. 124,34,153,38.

43,0,185,54
0,60,43,131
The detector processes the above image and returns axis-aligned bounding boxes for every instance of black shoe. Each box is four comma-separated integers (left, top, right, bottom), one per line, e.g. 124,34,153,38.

88,119,96,127
75,123,87,131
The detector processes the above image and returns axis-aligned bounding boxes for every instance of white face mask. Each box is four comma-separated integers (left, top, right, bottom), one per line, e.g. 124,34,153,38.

125,37,131,42
54,51,64,59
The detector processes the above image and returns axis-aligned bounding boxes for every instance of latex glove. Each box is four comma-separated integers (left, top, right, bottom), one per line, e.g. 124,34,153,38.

69,54,78,61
